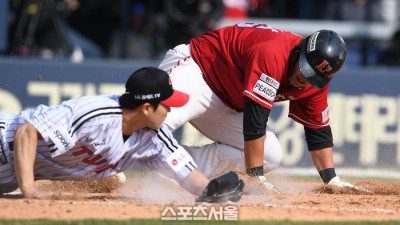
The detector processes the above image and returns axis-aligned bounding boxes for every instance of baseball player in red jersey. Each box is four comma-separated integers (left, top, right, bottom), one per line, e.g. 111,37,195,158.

0,67,244,202
159,23,369,192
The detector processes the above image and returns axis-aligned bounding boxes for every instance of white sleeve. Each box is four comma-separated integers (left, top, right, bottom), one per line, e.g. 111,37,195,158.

139,125,197,182
21,104,76,157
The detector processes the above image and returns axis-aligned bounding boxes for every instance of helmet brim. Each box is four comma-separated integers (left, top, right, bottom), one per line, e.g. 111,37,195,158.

299,38,331,89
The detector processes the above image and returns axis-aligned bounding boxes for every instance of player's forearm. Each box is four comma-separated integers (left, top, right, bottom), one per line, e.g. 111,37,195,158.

180,170,209,196
244,136,265,169
310,147,335,172
14,123,39,197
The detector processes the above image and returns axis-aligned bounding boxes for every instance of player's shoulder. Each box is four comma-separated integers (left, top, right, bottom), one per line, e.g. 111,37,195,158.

140,124,176,143
61,94,122,116
141,124,172,136
77,94,119,102
65,94,120,107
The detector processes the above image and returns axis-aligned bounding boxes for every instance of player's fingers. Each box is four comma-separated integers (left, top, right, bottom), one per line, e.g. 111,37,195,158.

31,190,56,199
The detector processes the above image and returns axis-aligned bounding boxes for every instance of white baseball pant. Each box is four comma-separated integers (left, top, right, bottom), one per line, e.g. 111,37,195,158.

159,44,283,178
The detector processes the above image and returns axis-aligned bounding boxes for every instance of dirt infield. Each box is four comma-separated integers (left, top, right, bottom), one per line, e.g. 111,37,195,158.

1,172,400,221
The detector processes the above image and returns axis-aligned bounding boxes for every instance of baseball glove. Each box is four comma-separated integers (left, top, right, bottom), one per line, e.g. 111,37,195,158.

195,171,244,203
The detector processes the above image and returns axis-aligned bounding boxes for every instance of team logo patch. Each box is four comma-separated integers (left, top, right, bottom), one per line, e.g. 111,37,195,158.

253,80,277,101
260,73,280,89
166,146,192,172
316,60,333,74
307,31,320,52
322,106,330,123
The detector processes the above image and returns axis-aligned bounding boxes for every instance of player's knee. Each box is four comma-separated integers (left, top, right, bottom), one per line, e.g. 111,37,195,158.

263,131,283,173
263,146,282,172
263,154,282,173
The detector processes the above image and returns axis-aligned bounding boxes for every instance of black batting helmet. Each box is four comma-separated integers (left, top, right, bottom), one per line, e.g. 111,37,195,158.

299,30,347,89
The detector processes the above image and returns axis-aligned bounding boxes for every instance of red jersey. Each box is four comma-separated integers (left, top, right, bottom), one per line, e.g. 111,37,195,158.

190,23,330,129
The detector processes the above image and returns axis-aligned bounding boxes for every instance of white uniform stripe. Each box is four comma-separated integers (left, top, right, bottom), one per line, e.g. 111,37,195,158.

188,161,196,170
71,111,122,136
71,108,122,132
49,145,58,153
185,165,193,172
155,130,177,153
244,90,273,108
0,95,195,190
289,113,328,127
159,128,178,149
71,106,121,127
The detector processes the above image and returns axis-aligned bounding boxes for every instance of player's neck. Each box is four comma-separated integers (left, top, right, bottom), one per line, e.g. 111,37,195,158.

121,108,146,135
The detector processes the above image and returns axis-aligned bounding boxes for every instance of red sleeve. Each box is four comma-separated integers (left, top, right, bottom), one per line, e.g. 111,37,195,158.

288,85,330,129
242,40,286,110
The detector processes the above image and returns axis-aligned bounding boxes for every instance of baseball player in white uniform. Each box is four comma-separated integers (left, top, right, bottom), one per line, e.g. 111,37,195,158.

0,67,244,202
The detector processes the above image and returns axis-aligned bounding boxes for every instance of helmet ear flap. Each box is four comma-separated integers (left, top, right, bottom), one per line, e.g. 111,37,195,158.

287,46,300,78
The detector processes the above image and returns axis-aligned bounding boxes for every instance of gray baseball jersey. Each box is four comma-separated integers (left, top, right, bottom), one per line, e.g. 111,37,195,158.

0,95,197,193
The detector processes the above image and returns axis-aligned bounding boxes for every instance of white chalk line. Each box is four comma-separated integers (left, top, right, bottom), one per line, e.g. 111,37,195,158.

274,167,400,179
257,202,399,215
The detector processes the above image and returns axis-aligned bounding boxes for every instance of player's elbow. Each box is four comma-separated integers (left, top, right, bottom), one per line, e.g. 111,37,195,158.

15,123,40,140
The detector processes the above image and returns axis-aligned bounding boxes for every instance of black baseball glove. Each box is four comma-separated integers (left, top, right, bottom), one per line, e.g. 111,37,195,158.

195,171,244,203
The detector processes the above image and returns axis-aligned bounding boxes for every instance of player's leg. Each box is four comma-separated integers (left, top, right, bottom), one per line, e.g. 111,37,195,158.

184,132,282,179
184,131,282,193
190,104,283,174
158,44,283,175
183,143,243,179
159,44,214,131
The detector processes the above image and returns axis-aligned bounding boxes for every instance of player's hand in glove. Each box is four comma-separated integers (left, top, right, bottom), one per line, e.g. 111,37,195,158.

328,176,373,193
195,171,244,203
240,175,280,194
242,166,280,194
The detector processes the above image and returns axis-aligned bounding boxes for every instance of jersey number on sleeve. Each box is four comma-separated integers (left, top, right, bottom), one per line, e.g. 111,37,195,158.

236,23,280,32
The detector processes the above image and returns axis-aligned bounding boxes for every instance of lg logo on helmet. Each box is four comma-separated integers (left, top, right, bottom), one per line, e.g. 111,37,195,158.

316,60,332,74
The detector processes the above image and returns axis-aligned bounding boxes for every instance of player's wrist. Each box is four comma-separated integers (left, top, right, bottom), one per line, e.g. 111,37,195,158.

319,168,336,184
20,186,36,198
246,166,264,177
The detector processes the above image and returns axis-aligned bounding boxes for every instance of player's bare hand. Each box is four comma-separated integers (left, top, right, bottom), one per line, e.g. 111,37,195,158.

22,188,55,199
328,176,373,193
